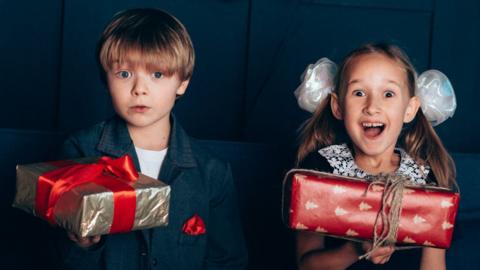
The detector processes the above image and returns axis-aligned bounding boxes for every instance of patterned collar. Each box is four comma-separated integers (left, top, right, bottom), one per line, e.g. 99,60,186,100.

318,143,430,185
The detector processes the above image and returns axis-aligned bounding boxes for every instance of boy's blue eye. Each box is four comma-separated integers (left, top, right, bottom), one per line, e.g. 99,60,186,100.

153,72,163,79
117,71,131,79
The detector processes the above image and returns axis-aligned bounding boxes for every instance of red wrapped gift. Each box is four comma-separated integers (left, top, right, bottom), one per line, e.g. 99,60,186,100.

283,169,459,248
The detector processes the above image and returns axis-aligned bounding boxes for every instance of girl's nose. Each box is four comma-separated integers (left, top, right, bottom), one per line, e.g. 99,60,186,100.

363,96,380,115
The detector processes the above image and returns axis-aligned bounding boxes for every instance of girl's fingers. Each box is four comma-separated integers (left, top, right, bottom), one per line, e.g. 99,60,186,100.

368,246,394,264
362,241,372,252
371,254,390,264
374,246,394,256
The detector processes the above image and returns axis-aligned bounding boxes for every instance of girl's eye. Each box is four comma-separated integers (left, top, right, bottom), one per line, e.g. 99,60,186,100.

353,90,365,97
153,72,163,79
116,71,131,79
384,91,395,98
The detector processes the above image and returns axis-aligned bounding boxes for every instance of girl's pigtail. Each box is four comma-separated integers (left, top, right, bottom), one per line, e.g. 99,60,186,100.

403,111,456,188
296,95,337,165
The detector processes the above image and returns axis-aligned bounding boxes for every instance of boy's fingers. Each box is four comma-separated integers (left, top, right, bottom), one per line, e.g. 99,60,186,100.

67,232,79,243
91,235,101,244
67,232,101,248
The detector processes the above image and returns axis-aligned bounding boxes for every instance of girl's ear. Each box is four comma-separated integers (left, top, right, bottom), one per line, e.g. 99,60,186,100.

176,79,190,96
330,93,343,120
404,96,421,123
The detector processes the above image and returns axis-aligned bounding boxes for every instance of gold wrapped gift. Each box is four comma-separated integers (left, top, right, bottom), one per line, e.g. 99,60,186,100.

13,155,170,237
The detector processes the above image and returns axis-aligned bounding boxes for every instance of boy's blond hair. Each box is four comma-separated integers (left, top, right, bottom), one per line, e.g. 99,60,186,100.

97,8,195,81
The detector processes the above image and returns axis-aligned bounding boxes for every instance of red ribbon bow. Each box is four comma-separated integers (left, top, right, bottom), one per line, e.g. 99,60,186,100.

182,214,206,236
35,155,139,234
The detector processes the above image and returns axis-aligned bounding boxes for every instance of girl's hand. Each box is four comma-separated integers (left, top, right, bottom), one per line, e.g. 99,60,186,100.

67,232,101,248
362,242,395,264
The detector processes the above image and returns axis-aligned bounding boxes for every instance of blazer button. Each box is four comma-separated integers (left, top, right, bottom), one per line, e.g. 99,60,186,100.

152,258,158,266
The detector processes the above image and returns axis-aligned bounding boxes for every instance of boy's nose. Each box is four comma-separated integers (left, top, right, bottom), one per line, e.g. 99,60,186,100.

132,79,148,96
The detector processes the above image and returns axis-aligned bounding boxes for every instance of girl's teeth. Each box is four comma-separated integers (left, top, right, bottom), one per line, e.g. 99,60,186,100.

362,123,384,127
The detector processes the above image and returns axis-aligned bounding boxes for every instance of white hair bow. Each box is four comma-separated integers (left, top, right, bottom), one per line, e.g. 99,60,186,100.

294,58,456,126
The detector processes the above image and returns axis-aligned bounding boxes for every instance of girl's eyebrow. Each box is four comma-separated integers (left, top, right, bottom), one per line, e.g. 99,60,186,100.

347,79,362,85
347,79,402,88
385,79,402,88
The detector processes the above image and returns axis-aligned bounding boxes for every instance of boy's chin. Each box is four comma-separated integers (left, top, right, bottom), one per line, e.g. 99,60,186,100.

124,116,170,130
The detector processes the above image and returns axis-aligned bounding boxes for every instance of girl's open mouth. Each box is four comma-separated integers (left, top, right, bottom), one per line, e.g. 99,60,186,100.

362,122,385,138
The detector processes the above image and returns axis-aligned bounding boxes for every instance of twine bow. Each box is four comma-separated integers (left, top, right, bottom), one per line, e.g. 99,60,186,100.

359,173,410,260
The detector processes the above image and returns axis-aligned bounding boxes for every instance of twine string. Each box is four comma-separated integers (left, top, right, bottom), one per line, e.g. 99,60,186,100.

358,174,409,260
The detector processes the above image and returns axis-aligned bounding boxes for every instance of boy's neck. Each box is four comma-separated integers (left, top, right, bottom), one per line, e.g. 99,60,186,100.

353,147,400,175
127,120,171,151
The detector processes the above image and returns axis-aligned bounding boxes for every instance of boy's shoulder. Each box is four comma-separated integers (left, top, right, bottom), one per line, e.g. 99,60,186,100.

66,119,108,142
61,117,123,158
185,137,230,173
167,116,230,172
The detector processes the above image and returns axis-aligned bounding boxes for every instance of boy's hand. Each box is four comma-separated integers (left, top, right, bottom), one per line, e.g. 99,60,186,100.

362,242,394,264
67,232,101,248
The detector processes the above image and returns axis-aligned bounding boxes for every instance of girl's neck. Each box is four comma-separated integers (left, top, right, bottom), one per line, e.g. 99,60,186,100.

352,146,400,175
127,121,170,151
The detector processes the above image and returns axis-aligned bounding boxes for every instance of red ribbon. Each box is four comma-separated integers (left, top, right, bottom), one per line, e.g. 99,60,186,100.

35,155,139,234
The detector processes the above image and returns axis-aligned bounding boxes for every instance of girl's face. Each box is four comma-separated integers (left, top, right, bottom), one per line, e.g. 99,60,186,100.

331,53,420,160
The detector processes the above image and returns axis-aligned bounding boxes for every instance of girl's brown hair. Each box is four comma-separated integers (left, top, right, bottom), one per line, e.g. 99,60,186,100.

296,43,456,188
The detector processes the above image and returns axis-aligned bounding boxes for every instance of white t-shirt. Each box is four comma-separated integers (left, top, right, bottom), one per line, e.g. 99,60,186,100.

135,146,168,179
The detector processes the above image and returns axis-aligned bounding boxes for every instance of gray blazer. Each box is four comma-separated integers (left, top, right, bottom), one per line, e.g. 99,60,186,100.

54,115,247,270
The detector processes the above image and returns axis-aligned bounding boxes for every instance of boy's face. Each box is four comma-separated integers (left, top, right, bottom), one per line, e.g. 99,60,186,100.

106,59,189,132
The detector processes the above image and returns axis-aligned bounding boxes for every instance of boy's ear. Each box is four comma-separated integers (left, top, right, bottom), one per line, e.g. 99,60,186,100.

176,80,189,96
330,93,343,120
404,96,421,123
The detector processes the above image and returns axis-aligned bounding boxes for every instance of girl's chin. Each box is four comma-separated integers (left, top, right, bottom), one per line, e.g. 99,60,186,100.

353,141,389,154
354,144,399,161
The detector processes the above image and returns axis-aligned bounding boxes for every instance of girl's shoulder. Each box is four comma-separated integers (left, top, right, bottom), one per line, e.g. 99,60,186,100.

395,148,437,185
317,143,369,178
298,149,333,173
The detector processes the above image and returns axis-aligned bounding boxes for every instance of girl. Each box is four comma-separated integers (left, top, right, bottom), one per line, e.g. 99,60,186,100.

295,43,456,270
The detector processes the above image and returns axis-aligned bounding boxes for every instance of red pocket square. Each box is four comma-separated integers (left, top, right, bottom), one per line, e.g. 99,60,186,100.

182,214,206,236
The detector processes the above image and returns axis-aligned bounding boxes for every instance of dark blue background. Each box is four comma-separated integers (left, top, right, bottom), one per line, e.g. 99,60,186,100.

1,0,479,269
1,0,478,152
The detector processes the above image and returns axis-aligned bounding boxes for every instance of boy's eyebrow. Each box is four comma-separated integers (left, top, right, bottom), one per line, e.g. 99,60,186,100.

107,60,173,76
109,61,132,68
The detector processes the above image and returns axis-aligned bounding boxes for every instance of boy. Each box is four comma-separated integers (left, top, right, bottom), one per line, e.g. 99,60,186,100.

55,8,247,270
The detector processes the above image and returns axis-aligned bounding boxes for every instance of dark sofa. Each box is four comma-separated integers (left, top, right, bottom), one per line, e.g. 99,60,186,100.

1,129,479,269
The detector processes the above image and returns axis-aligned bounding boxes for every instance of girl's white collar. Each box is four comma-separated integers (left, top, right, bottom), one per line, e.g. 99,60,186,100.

318,143,430,184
